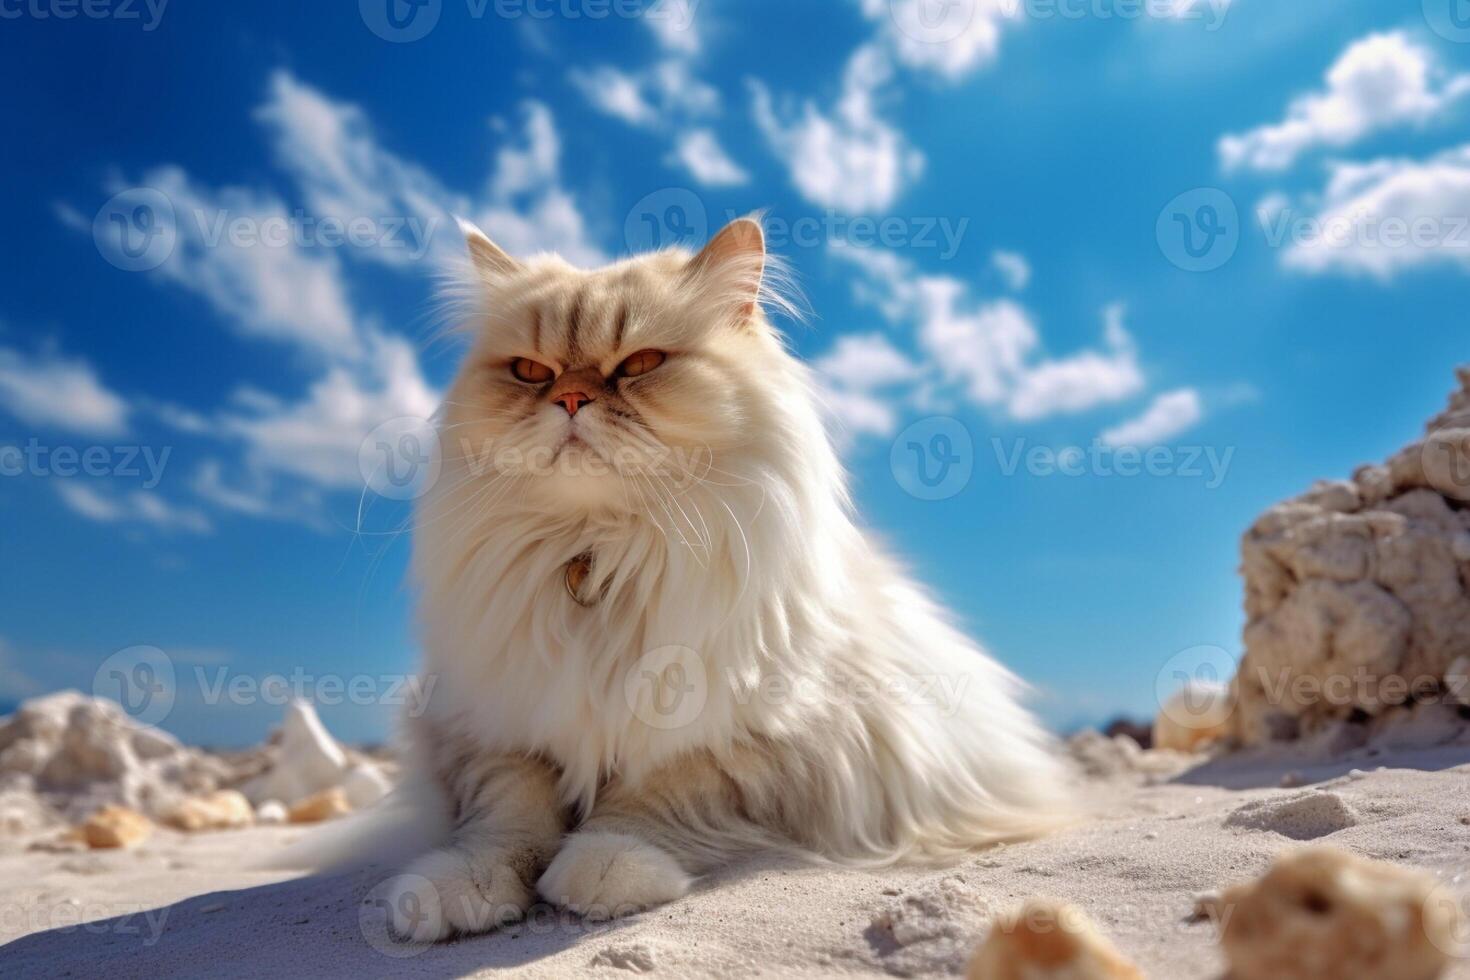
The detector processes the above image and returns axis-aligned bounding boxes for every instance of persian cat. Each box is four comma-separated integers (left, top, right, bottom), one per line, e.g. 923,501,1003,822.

366,216,1069,940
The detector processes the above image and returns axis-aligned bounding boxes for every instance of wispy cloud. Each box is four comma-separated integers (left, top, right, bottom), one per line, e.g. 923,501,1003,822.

1220,32,1470,173
0,345,129,436
1101,388,1203,447
56,481,213,534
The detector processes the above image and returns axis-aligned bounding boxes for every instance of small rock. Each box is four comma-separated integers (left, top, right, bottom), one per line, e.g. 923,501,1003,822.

255,800,288,825
1153,681,1233,753
81,805,152,849
162,790,253,832
242,700,348,807
1224,792,1359,841
967,899,1143,979
1207,846,1462,980
287,787,351,824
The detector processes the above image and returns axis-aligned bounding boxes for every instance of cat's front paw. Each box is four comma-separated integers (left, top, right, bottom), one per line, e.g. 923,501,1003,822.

385,847,534,942
536,831,691,920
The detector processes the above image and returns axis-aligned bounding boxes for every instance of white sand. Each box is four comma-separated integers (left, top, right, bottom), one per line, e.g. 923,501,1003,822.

2,739,1468,978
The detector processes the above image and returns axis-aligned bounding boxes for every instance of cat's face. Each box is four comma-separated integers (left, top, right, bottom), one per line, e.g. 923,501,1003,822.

441,218,785,512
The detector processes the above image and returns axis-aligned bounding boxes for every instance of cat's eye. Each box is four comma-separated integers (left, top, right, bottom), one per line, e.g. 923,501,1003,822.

510,358,554,384
617,349,666,378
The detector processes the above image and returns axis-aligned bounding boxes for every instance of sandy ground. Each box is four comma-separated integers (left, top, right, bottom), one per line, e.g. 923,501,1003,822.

2,738,1469,979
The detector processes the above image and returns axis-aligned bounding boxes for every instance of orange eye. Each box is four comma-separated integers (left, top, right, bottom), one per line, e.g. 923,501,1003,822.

510,358,554,383
617,350,666,378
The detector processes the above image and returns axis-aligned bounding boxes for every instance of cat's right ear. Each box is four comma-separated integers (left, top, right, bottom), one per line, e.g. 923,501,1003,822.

456,217,520,281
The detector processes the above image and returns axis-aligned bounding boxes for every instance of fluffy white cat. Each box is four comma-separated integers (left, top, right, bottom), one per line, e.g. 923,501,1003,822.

361,216,1070,941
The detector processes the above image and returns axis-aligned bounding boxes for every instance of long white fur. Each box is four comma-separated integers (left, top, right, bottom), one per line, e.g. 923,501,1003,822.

293,217,1070,883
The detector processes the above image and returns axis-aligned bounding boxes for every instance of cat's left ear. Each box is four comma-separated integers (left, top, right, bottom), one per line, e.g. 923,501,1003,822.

456,216,521,281
686,216,766,326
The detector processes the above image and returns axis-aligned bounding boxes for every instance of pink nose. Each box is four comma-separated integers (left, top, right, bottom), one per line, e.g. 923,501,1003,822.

554,391,592,416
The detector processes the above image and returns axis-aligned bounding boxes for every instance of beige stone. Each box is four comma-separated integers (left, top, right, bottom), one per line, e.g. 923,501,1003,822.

967,899,1143,980
287,786,351,824
162,789,253,832
1232,368,1470,745
81,805,152,849
1205,846,1461,980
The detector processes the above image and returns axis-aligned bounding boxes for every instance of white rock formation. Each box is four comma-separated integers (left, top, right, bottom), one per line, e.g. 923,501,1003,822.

0,691,229,822
241,700,348,807
1233,368,1470,745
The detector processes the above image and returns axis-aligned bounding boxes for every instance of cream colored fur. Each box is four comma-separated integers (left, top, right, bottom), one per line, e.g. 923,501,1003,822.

380,216,1071,940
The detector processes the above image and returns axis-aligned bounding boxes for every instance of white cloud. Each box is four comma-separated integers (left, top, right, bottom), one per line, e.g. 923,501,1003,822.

991,249,1031,291
1102,388,1204,447
858,0,1016,82
219,330,438,491
125,165,359,356
569,61,719,131
56,482,213,534
568,66,659,127
257,70,604,268
815,332,922,389
831,249,1152,430
644,0,700,54
0,346,129,436
751,44,924,211
1220,32,1470,173
668,129,750,186
1280,144,1470,279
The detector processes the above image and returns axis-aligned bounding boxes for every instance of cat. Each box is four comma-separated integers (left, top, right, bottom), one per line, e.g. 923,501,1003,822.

371,215,1071,941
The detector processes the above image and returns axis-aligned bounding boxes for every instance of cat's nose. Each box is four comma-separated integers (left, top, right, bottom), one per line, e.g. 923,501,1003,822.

553,391,593,416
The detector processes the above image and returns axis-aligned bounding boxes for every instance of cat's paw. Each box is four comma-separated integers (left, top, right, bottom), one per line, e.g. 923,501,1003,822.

536,831,691,920
385,847,532,942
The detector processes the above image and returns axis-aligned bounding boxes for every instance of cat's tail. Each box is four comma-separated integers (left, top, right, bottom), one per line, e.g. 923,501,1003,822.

255,767,451,874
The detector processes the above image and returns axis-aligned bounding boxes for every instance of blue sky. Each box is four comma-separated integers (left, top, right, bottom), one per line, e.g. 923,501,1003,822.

1,0,1468,745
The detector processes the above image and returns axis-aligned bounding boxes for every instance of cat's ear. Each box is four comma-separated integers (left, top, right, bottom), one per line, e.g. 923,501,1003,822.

456,216,520,281
686,216,767,325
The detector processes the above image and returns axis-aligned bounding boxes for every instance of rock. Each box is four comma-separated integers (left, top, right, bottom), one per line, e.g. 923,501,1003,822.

81,805,152,849
287,786,351,824
1100,718,1153,749
1232,369,1470,746
162,789,253,832
0,781,60,837
242,701,348,807
1066,730,1194,782
255,800,288,825
1153,680,1233,752
0,691,231,822
341,762,392,809
967,899,1143,979
1202,846,1462,980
